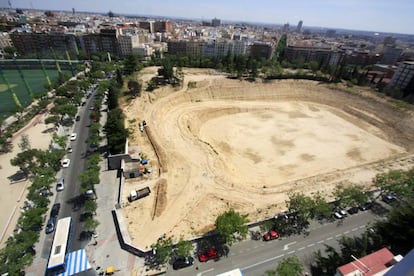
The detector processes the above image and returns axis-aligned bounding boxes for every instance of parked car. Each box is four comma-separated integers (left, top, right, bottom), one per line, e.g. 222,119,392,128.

359,202,373,211
263,230,279,241
333,212,343,219
67,146,73,153
382,194,396,204
172,256,194,270
80,212,93,222
50,203,61,218
70,133,77,141
56,178,64,191
348,206,359,215
75,115,80,121
45,217,56,234
338,209,348,217
61,158,70,168
198,248,220,262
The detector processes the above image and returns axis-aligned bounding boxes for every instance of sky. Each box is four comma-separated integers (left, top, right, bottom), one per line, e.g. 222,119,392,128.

1,0,414,34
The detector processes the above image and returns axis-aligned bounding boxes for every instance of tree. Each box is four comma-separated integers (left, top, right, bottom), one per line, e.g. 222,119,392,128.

174,238,193,258
83,217,99,233
151,237,173,265
10,149,42,177
18,134,31,151
44,115,60,126
107,85,120,110
127,80,142,97
123,54,138,75
104,108,129,154
374,169,414,198
275,256,304,276
311,192,332,221
215,209,248,245
374,200,414,254
286,192,314,221
115,68,123,87
334,183,370,208
52,133,67,149
83,199,97,215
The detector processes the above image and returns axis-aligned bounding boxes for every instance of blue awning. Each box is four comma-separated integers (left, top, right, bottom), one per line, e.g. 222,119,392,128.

59,249,92,276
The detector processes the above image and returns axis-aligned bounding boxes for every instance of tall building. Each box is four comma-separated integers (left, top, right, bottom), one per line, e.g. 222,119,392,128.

381,47,403,65
250,42,274,59
153,21,173,33
390,61,414,95
282,23,290,33
296,20,303,33
212,18,221,27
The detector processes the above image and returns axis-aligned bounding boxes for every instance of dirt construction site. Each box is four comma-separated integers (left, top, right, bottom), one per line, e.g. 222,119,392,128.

122,68,414,249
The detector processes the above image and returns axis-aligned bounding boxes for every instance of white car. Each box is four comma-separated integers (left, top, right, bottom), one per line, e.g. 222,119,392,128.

56,178,65,191
70,133,77,141
61,158,71,168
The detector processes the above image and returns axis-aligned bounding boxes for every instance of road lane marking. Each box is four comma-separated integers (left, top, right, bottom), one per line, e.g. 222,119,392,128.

307,243,315,247
196,268,214,276
242,254,285,270
298,247,305,251
287,250,295,255
317,240,324,244
359,225,365,229
344,231,350,234
327,237,333,240
352,227,359,231
335,234,341,238
283,241,297,250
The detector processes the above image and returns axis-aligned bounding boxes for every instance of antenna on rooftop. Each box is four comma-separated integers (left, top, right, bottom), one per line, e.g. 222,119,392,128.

351,255,371,273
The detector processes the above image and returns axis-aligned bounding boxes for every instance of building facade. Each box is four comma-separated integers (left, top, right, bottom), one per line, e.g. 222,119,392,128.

390,61,414,95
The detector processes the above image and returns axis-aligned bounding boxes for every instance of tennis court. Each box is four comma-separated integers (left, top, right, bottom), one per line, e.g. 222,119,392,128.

0,69,69,119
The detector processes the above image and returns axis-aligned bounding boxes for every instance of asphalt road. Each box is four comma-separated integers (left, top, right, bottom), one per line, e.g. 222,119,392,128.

167,210,382,276
41,86,97,260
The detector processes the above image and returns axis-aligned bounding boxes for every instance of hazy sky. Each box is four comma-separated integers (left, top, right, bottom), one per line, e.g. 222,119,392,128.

2,0,414,34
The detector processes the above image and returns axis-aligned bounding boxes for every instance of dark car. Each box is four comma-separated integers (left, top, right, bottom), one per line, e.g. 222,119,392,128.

50,203,61,218
45,217,56,234
172,256,194,270
198,248,220,262
348,206,359,215
359,202,373,211
75,115,80,121
80,212,93,222
263,230,279,241
382,194,396,204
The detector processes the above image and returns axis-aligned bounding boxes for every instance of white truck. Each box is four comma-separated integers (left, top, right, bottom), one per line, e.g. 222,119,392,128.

128,187,151,202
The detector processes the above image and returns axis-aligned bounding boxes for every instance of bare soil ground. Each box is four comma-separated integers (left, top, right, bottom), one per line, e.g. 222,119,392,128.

123,68,414,249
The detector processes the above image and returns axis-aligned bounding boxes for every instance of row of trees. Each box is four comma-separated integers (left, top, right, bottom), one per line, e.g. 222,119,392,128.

0,137,66,273
0,60,114,274
148,167,414,273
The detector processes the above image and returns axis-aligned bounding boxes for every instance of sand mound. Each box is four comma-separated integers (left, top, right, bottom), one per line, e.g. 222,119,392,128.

123,69,414,248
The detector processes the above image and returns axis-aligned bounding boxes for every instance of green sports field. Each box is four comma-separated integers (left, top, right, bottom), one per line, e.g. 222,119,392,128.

0,69,70,120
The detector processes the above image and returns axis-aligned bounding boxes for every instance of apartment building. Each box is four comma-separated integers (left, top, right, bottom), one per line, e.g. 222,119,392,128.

390,61,414,94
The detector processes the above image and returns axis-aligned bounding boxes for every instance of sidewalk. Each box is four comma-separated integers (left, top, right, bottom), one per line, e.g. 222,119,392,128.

84,159,145,274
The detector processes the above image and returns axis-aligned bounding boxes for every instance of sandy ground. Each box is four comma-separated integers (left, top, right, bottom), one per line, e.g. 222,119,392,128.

123,68,414,249
0,113,54,246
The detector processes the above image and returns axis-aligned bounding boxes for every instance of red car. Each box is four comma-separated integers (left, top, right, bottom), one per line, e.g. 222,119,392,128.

198,248,220,262
263,230,279,241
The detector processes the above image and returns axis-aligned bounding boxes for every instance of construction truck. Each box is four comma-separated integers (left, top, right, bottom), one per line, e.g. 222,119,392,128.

128,187,151,202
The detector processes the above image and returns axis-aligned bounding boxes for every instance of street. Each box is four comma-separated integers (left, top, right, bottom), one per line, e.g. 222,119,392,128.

167,210,381,276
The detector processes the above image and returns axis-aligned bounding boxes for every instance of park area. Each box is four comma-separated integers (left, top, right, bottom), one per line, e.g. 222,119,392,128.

0,69,67,120
122,68,414,249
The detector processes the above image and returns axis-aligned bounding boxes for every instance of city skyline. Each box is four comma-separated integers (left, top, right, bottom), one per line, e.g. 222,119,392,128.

1,0,414,35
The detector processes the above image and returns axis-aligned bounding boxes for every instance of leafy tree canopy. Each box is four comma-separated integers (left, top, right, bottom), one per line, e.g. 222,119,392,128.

215,209,248,245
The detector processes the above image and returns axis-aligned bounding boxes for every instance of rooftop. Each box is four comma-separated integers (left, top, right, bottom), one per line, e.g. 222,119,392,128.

336,248,396,276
